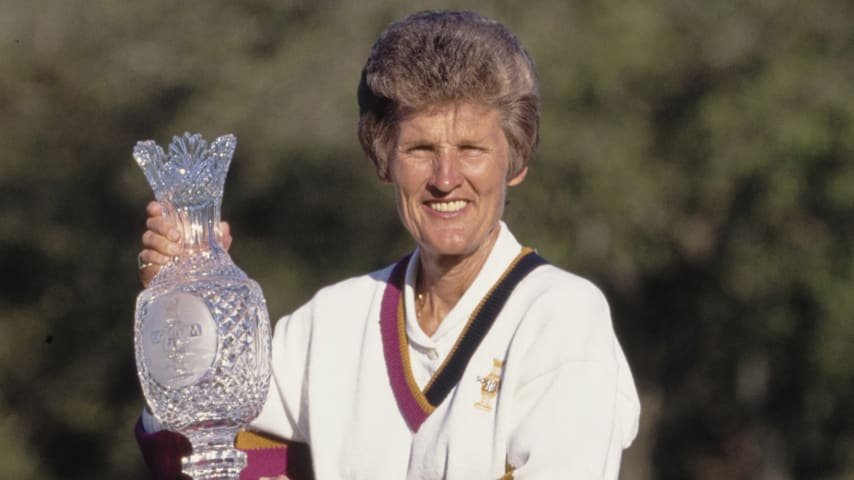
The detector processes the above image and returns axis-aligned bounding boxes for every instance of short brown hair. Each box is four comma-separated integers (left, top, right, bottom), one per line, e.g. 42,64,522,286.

358,10,540,180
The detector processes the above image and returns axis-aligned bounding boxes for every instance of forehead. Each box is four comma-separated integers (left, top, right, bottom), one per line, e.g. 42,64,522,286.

396,102,503,141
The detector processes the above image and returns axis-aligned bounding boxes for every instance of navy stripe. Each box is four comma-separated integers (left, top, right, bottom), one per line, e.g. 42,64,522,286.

424,251,547,407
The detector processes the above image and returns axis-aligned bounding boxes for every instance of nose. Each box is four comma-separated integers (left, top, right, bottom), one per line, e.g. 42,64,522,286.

428,149,463,193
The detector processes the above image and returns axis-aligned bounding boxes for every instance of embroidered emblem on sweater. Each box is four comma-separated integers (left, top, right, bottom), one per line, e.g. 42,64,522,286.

475,358,503,412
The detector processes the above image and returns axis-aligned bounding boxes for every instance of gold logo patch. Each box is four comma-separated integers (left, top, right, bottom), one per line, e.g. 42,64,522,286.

475,358,504,412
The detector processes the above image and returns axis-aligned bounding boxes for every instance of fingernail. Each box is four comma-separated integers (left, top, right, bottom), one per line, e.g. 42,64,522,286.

168,229,179,241
168,244,180,255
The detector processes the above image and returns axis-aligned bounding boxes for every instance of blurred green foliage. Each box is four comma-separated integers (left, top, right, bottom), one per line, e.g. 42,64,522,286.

0,0,852,478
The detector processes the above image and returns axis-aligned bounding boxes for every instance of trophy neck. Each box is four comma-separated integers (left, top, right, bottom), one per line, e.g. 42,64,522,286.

152,199,246,284
168,200,227,260
148,199,247,286
144,200,247,290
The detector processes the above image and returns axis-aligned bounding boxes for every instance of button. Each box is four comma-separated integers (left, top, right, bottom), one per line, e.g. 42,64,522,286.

427,349,438,361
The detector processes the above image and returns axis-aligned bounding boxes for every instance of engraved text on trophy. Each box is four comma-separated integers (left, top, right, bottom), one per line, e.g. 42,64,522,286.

142,292,218,388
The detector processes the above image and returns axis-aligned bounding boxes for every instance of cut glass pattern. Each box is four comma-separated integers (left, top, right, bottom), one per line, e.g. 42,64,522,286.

133,133,272,480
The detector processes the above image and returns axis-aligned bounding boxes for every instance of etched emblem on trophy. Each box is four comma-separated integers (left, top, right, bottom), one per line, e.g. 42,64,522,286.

133,133,272,479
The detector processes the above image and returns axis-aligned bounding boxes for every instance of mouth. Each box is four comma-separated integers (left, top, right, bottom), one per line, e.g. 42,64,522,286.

426,199,468,213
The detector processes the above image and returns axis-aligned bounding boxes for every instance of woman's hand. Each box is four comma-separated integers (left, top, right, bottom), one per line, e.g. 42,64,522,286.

137,201,232,288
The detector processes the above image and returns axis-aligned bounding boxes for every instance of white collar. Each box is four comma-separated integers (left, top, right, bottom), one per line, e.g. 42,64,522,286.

403,221,523,348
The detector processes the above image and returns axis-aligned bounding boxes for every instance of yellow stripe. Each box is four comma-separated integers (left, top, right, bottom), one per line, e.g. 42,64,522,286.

398,295,436,414
235,429,288,450
498,461,516,480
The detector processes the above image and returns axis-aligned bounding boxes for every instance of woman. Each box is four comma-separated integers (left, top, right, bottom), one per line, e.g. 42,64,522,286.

137,10,640,480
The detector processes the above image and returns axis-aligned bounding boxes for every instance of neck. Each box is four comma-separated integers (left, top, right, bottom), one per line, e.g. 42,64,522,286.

415,226,500,336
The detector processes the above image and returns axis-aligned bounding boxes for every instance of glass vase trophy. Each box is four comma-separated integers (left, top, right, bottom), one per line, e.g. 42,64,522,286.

133,133,272,479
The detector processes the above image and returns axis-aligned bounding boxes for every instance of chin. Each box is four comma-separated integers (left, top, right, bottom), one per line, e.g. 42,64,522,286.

418,228,495,259
421,239,479,258
432,248,472,258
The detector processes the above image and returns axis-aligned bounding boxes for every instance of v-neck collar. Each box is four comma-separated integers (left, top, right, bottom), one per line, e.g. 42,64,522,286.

380,232,547,432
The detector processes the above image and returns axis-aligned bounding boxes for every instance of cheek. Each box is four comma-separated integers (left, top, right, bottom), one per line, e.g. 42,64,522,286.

477,168,510,197
391,183,407,211
391,175,414,202
392,183,418,223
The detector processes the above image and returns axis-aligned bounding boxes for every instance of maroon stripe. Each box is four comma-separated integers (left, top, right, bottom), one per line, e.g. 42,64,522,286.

380,255,430,431
239,447,288,479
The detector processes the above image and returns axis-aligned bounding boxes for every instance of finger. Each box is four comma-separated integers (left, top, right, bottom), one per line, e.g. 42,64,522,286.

142,230,182,257
145,201,179,241
220,221,232,251
140,266,156,289
146,215,180,241
138,249,168,289
139,262,159,288
138,248,172,267
145,200,163,218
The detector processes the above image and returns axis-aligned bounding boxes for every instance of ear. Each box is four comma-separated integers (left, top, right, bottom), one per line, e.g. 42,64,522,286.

376,157,394,183
377,148,396,183
377,168,392,183
507,165,528,187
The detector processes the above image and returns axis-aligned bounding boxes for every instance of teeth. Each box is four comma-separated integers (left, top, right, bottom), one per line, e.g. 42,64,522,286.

429,200,467,212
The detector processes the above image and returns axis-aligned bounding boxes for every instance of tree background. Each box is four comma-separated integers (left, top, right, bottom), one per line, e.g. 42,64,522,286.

0,0,852,478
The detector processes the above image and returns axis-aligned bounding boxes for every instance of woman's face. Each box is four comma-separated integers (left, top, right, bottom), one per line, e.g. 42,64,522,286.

388,101,527,260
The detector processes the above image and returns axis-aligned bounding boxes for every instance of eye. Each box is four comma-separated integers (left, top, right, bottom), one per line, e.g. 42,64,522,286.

459,145,486,156
405,144,434,154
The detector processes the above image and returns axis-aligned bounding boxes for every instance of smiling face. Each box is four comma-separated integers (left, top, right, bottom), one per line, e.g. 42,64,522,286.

388,102,528,261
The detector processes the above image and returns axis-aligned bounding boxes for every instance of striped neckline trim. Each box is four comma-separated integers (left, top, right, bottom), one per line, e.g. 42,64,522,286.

380,248,546,432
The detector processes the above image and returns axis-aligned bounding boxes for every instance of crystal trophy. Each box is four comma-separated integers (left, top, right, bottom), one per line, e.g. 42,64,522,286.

133,133,272,479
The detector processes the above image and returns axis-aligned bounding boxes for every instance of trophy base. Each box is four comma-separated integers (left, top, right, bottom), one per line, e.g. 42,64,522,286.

182,440,247,480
